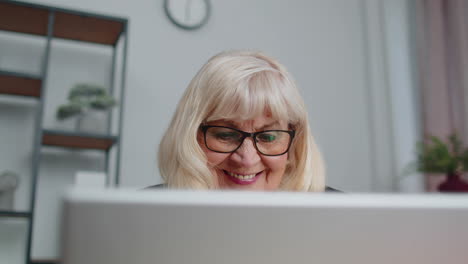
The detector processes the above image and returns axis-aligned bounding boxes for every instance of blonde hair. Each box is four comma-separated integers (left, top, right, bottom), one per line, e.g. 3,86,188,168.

158,50,325,191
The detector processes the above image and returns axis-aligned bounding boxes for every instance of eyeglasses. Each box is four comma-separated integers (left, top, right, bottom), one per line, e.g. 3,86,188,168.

200,125,295,156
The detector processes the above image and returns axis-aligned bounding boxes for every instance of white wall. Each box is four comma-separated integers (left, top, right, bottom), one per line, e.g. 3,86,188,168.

0,0,419,260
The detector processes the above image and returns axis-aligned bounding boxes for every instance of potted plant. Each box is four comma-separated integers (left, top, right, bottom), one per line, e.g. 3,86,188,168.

56,83,117,131
416,134,468,192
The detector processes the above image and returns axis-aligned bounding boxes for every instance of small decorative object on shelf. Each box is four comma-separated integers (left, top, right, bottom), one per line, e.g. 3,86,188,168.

415,134,468,192
0,170,20,210
56,83,117,132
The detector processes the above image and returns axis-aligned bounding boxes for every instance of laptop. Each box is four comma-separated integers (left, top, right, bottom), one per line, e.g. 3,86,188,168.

61,188,468,264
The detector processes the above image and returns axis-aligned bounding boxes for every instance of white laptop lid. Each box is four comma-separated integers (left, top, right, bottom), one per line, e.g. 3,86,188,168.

61,188,468,264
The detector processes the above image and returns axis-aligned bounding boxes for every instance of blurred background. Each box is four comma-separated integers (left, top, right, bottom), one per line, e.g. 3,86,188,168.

1,0,468,262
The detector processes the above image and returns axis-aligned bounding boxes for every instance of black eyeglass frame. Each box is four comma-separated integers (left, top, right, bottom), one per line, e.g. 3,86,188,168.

200,125,296,156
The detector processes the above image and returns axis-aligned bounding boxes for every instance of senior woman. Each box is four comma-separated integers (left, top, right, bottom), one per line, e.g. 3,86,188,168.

154,50,335,192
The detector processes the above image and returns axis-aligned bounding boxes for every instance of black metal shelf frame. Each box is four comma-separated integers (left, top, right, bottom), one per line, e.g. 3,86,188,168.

0,69,42,80
0,211,32,218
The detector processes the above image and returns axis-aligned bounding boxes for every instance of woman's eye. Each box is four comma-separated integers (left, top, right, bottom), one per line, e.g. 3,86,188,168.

214,132,238,140
258,133,276,142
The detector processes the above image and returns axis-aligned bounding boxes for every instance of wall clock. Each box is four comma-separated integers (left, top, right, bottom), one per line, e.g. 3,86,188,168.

164,0,211,30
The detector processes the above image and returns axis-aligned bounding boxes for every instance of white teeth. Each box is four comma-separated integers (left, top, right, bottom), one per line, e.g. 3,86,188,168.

227,171,257,180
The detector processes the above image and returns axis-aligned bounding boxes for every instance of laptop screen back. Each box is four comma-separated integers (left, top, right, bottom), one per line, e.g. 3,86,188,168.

61,189,468,264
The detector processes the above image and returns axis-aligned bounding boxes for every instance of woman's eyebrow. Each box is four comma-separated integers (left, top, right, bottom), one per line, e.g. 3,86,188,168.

216,120,237,127
211,120,281,130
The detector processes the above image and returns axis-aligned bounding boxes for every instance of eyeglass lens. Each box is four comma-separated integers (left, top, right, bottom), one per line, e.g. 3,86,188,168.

204,126,292,155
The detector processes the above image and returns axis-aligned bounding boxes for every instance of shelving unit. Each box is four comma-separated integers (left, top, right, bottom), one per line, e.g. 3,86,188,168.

0,1,128,263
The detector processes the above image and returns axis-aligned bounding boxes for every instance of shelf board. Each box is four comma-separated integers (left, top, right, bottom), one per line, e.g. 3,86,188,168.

0,210,31,218
0,1,49,36
53,11,124,45
42,129,118,151
0,70,42,98
0,0,125,45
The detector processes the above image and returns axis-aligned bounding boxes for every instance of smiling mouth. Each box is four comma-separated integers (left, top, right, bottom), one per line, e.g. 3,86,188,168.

223,170,262,185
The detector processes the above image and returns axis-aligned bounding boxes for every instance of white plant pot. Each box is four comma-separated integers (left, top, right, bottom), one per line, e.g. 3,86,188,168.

75,111,108,134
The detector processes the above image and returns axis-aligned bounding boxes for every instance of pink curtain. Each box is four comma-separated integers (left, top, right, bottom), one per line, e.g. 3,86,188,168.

416,0,468,191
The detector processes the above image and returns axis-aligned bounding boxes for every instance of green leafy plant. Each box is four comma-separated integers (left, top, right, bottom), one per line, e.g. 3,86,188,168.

416,134,468,175
56,83,117,120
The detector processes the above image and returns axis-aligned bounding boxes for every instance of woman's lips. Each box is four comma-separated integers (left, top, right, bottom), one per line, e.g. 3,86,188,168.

223,170,263,185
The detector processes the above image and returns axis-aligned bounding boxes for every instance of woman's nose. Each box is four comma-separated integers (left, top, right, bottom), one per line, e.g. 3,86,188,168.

229,138,261,167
